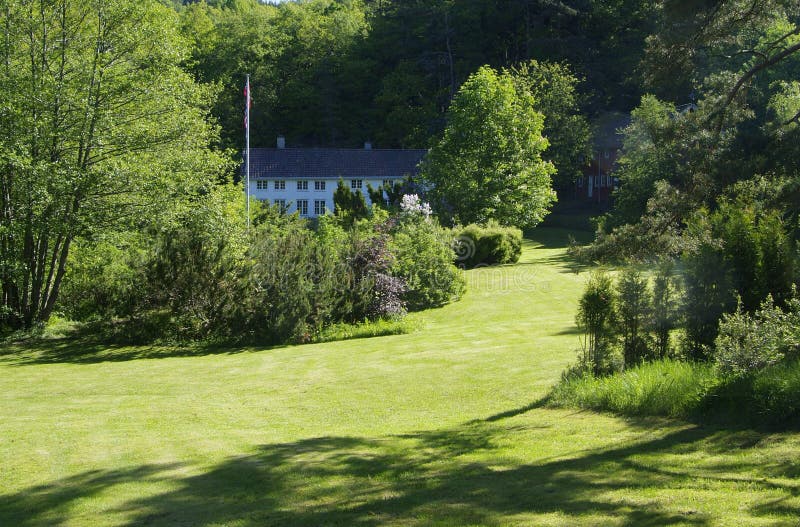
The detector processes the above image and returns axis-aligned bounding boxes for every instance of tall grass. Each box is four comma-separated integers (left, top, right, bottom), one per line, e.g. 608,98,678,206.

550,358,800,428
313,317,413,343
550,360,715,418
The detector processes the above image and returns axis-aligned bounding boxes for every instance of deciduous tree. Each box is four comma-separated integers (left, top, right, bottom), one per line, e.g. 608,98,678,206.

420,66,556,228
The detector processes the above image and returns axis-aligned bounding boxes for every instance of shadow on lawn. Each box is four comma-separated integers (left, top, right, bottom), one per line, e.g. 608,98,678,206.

0,336,266,366
3,417,798,527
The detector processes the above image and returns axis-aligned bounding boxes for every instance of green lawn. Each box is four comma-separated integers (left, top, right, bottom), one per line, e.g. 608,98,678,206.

1,228,799,526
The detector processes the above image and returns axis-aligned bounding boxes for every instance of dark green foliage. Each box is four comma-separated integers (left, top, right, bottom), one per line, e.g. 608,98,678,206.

235,221,340,344
454,224,523,269
576,272,617,376
507,60,591,190
682,200,797,356
758,211,797,307
178,0,656,150
366,176,416,212
145,220,241,341
58,190,461,344
333,179,369,227
650,260,681,359
615,268,652,368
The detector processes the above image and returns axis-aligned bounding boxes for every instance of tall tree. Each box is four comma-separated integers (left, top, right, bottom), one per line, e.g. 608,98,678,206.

0,0,225,330
508,60,591,190
420,66,556,228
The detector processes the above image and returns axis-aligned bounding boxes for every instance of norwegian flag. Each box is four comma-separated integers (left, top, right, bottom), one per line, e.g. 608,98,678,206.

244,78,252,128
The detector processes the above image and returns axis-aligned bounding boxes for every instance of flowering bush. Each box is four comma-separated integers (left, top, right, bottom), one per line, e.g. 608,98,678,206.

400,194,433,218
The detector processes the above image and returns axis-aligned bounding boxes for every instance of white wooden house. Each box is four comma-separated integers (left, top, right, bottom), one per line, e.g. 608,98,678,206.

246,137,427,217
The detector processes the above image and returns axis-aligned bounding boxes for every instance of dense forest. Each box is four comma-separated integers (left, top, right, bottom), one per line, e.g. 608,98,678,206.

168,0,657,149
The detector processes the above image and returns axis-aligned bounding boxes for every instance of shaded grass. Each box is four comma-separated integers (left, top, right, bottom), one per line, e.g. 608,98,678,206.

1,228,799,526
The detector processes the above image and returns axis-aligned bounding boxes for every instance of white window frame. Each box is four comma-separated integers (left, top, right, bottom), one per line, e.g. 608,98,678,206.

351,179,363,190
274,199,286,210
297,180,308,191
296,199,308,216
256,180,269,190
314,180,326,191
314,200,326,215
274,180,286,190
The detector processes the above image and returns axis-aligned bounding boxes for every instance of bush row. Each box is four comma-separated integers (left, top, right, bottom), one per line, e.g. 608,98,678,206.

58,188,465,344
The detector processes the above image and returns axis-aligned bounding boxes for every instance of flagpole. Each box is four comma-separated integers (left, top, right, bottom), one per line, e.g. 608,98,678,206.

245,74,251,229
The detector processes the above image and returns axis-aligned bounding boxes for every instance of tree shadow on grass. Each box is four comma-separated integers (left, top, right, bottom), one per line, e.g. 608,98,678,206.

3,417,797,527
0,335,274,366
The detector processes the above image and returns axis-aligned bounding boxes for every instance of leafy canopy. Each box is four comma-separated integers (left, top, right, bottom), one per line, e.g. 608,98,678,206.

421,66,556,229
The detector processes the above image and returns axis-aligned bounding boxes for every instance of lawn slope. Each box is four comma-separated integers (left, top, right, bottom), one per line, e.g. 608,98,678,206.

1,228,799,526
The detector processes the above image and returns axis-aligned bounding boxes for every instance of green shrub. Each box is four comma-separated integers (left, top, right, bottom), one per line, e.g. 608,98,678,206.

232,218,341,344
454,223,522,268
391,214,465,311
714,295,800,377
59,234,149,321
615,267,652,368
576,271,618,376
650,260,681,359
681,202,797,357
698,359,800,428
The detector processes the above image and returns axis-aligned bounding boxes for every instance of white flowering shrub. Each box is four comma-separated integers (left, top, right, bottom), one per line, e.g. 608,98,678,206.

400,194,432,218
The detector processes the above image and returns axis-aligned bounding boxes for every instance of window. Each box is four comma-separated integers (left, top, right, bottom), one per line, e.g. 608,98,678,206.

382,179,392,189
351,179,362,190
296,199,308,216
314,200,327,215
314,181,326,191
274,199,286,210
604,150,610,159
256,180,269,190
296,180,308,191
274,180,286,190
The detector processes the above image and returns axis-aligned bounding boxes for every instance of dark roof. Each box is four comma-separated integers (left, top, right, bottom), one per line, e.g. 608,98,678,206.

247,148,428,179
592,112,631,150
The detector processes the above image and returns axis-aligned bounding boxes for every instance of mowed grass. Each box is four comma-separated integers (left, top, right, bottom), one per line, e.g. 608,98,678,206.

1,228,799,526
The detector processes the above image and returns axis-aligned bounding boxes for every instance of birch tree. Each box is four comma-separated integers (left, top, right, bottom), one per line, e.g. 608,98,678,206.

0,0,225,330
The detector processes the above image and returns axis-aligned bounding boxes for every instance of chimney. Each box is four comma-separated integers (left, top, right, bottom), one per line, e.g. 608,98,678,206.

364,141,372,150
277,135,286,149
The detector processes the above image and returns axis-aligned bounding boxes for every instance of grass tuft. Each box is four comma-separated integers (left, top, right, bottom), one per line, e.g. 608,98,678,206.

550,359,716,418
313,317,414,343
550,358,800,428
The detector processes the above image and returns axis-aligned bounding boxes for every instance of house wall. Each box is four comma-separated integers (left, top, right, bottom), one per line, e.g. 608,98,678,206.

247,176,399,217
575,149,619,207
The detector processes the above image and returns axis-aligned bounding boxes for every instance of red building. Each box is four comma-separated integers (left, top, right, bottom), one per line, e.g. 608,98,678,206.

575,112,630,209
